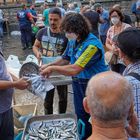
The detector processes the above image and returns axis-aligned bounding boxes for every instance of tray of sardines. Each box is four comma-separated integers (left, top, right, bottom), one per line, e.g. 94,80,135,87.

22,113,79,140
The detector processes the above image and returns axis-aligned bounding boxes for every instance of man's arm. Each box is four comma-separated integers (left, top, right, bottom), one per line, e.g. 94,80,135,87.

0,81,16,89
0,78,29,90
33,39,42,60
40,63,83,77
27,12,35,25
40,45,99,77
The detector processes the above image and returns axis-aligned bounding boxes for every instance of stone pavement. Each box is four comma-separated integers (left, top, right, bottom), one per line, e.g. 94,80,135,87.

2,35,74,115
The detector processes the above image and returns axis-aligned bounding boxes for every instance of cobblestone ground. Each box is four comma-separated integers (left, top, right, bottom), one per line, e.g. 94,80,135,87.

2,35,74,115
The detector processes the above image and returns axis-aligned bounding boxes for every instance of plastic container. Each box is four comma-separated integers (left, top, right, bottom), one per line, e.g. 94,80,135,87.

41,56,61,64
22,113,79,140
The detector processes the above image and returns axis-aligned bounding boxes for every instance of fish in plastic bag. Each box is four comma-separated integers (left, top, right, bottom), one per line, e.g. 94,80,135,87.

25,74,54,100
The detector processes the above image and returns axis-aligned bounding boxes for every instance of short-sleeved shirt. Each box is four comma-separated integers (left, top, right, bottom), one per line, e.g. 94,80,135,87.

62,33,108,79
58,7,66,17
17,9,32,28
0,53,14,114
123,61,140,130
29,9,37,22
136,0,140,9
131,1,140,15
36,27,67,57
106,22,131,46
43,8,50,26
99,9,110,36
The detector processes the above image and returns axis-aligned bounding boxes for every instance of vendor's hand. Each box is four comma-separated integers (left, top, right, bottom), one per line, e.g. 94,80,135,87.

40,63,52,70
40,66,52,78
13,77,30,90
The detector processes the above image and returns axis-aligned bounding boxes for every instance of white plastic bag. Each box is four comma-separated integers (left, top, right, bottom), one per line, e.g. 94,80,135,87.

10,31,21,36
23,55,38,65
6,55,21,69
25,74,54,100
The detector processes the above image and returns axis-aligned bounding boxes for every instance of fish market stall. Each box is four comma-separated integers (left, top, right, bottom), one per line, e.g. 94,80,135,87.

22,114,79,140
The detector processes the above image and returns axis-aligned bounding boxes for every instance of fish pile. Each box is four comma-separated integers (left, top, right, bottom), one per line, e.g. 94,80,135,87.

24,119,79,140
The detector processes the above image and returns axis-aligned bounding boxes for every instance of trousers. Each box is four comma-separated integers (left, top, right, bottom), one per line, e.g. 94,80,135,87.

20,26,32,48
44,85,68,114
0,108,14,140
72,78,92,140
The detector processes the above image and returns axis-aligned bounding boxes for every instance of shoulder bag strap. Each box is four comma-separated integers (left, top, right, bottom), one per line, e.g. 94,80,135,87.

127,72,140,81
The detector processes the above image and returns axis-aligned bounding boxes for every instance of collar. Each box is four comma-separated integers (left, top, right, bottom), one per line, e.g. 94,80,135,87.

123,61,140,76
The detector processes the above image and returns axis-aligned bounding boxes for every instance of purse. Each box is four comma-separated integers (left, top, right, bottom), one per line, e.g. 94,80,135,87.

109,53,118,65
105,51,118,65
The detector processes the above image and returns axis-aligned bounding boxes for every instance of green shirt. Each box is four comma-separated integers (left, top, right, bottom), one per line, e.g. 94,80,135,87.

43,8,50,26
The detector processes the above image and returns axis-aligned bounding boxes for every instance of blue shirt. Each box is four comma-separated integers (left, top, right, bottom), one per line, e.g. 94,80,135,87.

0,54,14,114
43,8,50,26
28,9,37,22
17,9,32,28
62,33,108,79
131,2,140,14
29,9,37,16
99,9,110,36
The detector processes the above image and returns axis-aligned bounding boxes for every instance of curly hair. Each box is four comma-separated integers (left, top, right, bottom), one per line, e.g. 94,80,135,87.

61,13,91,41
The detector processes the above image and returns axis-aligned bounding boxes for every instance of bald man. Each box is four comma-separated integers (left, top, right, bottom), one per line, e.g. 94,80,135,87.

83,71,138,140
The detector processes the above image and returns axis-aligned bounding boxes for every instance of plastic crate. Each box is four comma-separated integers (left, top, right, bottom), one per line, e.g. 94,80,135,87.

13,103,37,135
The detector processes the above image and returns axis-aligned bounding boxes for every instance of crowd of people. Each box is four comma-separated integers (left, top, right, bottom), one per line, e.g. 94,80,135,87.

0,0,140,140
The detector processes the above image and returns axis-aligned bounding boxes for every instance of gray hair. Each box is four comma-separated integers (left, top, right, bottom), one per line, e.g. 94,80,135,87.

86,72,133,122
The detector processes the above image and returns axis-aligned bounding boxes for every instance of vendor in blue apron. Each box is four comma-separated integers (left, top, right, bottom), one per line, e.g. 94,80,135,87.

40,13,108,140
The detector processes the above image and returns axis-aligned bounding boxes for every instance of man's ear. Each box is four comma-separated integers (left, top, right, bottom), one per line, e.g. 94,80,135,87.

83,97,90,114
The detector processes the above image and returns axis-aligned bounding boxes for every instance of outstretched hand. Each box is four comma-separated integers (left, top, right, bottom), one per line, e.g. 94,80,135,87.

14,77,30,90
40,66,53,78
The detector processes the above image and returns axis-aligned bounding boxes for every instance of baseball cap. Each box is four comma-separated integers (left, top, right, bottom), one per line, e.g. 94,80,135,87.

117,27,140,61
